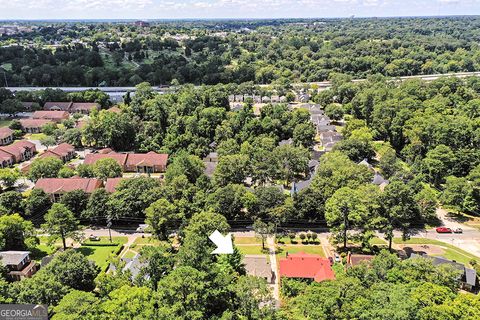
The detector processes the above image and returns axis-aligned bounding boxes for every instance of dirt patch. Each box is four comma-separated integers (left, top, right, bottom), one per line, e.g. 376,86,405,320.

399,244,446,256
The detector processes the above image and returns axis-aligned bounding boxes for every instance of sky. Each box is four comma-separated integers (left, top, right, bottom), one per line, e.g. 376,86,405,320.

0,0,479,20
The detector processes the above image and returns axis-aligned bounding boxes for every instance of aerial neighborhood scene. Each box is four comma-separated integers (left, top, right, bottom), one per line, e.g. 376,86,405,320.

0,1,480,319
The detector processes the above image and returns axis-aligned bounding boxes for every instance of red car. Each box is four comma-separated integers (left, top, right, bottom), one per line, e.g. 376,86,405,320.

436,227,452,233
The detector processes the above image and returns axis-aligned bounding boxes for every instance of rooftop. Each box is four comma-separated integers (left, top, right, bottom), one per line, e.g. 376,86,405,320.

279,252,335,282
0,251,30,266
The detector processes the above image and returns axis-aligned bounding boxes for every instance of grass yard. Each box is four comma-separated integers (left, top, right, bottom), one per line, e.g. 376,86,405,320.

393,237,480,267
25,133,47,140
237,245,268,255
133,236,162,246
370,237,388,245
122,250,137,259
77,244,122,269
277,245,325,257
0,119,12,127
234,237,260,245
77,237,126,270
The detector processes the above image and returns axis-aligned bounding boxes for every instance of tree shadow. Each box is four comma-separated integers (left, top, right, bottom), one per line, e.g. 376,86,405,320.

445,211,473,223
76,247,95,256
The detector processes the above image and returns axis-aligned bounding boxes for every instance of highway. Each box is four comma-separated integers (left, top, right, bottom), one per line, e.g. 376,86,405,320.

5,71,480,98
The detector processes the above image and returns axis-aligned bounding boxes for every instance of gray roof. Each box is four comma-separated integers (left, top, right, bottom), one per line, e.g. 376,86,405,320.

204,161,218,177
243,255,272,279
316,125,337,133
279,138,293,146
465,268,477,286
0,251,30,266
358,159,373,169
372,172,389,186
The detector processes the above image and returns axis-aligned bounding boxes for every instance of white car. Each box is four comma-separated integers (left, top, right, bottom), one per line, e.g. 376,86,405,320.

136,224,149,232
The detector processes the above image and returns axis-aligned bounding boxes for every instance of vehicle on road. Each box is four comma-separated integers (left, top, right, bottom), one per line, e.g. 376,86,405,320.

328,257,334,265
453,228,463,233
88,235,100,241
436,227,452,233
136,224,149,232
334,254,341,263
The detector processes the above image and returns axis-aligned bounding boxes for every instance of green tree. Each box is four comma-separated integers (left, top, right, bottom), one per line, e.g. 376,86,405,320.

325,187,369,249
42,203,81,250
39,135,56,150
60,190,89,218
53,290,100,320
24,189,51,217
43,250,98,291
212,154,249,186
101,285,156,319
93,158,123,180
253,219,274,250
28,156,63,181
0,191,24,215
145,198,179,240
0,214,37,250
0,168,20,189
83,188,110,221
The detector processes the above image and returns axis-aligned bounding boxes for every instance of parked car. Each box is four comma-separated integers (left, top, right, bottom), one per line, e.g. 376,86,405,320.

88,235,100,241
436,227,452,233
453,228,463,233
334,254,341,263
136,224,149,232
328,257,334,265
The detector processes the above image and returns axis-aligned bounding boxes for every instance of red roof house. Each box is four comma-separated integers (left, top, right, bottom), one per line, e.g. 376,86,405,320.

32,111,69,122
279,252,335,282
125,152,168,173
0,127,14,146
43,102,73,111
105,178,125,193
39,143,75,162
19,119,53,133
0,140,36,163
0,149,14,168
84,153,128,168
84,151,168,173
70,102,100,114
35,178,103,201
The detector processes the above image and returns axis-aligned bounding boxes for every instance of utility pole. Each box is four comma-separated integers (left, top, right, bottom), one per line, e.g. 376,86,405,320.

107,217,113,243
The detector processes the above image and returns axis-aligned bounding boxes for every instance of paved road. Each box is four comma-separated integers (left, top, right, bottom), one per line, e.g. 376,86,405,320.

6,71,480,96
266,236,280,306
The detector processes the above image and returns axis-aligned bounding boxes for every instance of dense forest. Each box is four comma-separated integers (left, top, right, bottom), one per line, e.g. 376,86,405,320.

1,17,480,86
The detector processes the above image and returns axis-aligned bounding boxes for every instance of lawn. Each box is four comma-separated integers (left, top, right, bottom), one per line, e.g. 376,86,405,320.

133,236,161,246
77,237,126,270
277,245,325,257
237,245,268,255
122,250,137,259
25,133,47,140
370,237,387,245
234,237,260,245
0,119,12,127
393,237,480,267
77,245,122,269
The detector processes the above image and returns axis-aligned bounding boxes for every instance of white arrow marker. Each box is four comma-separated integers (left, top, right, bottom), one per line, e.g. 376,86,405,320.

209,230,233,254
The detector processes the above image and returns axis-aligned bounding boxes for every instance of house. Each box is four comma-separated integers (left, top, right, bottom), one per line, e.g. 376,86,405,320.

0,140,36,163
109,253,148,280
0,251,38,281
279,138,293,146
203,152,219,177
262,96,271,103
39,143,76,162
320,131,343,151
346,253,375,268
84,153,129,168
0,150,14,168
32,110,69,122
34,177,103,201
316,125,337,134
0,127,14,145
125,152,168,173
296,93,310,103
43,102,73,112
84,152,169,173
19,119,53,133
372,172,389,189
410,253,478,292
70,102,100,114
228,95,235,103
279,252,335,282
105,177,125,193
243,255,274,283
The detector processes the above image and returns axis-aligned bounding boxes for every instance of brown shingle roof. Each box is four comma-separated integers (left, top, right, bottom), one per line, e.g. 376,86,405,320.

33,111,69,121
0,127,13,140
35,178,103,194
105,178,124,193
126,152,168,167
0,149,14,162
0,140,36,161
19,119,53,129
40,143,74,159
43,102,72,111
107,106,121,113
70,102,100,112
84,153,128,167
